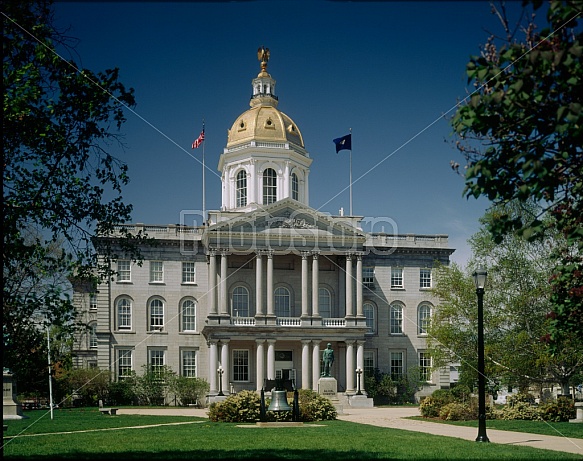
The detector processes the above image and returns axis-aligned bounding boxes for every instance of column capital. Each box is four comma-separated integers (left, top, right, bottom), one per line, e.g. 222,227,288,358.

344,339,356,346
255,339,266,345
301,251,311,259
266,338,276,345
219,339,230,345
301,339,312,346
207,339,219,346
312,251,320,260
346,253,354,261
208,248,217,257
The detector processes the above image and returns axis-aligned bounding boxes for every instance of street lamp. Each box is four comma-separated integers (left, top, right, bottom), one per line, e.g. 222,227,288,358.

472,267,489,443
355,368,363,395
217,366,224,396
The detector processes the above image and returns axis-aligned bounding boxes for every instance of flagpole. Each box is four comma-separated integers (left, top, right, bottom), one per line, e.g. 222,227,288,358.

202,120,206,225
349,127,352,216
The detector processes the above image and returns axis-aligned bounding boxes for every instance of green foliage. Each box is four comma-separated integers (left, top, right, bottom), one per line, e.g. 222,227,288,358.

450,0,583,342
439,402,476,421
539,396,575,422
496,401,542,421
172,376,209,407
208,390,262,422
134,365,175,406
364,368,419,405
106,377,137,406
55,367,111,407
297,389,337,422
419,390,455,418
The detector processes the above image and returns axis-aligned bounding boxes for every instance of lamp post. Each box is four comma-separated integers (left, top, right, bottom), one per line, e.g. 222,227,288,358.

217,366,224,396
472,267,489,443
46,323,54,420
355,368,363,395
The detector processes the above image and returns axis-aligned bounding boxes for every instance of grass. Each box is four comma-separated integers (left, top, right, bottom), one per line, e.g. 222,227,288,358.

2,408,581,460
407,416,583,440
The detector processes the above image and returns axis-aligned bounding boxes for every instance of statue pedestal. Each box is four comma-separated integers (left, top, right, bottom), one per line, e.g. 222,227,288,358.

317,377,343,414
3,370,25,420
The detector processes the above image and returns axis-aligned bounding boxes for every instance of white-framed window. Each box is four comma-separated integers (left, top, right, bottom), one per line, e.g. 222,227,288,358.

363,267,375,288
116,297,132,330
263,168,277,205
232,286,250,317
363,350,375,375
149,349,165,376
149,298,164,331
391,267,403,288
390,303,403,334
236,170,247,207
390,351,404,380
182,262,196,284
150,261,164,283
419,352,432,382
117,349,133,379
181,350,197,377
116,260,131,282
274,286,290,317
181,299,196,332
232,349,249,381
318,288,331,318
89,293,97,310
89,322,97,348
291,172,299,200
418,304,431,335
363,302,376,333
420,268,432,288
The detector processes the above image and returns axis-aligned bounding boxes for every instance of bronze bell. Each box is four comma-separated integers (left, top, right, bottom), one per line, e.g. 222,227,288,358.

268,390,292,412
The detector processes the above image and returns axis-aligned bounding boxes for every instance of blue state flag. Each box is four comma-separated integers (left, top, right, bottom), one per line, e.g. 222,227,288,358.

333,134,351,153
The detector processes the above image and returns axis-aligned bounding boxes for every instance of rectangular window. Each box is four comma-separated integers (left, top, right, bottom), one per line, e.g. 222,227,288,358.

419,352,432,382
89,293,97,310
118,349,133,379
150,261,164,283
182,262,196,283
363,351,375,375
391,268,403,288
420,268,432,288
182,350,197,377
363,267,375,288
232,350,249,381
149,349,165,376
117,260,131,282
89,324,98,348
390,351,404,380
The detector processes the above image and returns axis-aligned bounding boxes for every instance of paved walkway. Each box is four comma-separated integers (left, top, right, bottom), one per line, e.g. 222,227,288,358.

117,407,583,456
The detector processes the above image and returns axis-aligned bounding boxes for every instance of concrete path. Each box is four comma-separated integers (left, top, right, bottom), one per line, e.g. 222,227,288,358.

118,407,583,456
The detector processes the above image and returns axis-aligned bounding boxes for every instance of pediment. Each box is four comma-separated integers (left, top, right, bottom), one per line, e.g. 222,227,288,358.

205,199,365,253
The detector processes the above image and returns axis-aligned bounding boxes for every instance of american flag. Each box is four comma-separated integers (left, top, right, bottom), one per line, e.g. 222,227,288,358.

192,130,205,149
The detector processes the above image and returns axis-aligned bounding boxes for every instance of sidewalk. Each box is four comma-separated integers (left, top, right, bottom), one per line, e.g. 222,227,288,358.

118,406,583,456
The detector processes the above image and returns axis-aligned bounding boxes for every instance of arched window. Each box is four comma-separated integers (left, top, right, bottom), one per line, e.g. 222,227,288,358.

363,302,375,333
236,170,247,207
149,298,164,331
181,299,196,331
319,288,331,318
117,298,132,330
291,172,299,201
263,168,277,204
390,303,403,334
232,287,249,317
418,304,432,335
274,287,290,317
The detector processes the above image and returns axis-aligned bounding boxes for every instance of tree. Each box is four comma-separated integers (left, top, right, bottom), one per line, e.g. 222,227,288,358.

428,203,583,396
3,0,142,392
451,0,583,344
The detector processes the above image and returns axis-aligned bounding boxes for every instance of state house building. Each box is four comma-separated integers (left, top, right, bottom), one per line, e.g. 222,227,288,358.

73,50,454,403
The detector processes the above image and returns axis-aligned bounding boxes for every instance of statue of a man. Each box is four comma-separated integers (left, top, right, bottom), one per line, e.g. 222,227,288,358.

321,343,335,377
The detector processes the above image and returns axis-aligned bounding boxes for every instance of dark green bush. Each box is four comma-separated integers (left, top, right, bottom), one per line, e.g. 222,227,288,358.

539,397,575,422
439,402,476,421
298,389,337,422
208,390,262,422
506,393,536,406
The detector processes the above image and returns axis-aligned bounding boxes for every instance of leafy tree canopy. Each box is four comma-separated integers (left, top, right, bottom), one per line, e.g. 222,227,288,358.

451,0,583,343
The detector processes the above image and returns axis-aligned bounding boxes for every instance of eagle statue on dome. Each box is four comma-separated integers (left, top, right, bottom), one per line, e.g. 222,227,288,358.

257,46,270,72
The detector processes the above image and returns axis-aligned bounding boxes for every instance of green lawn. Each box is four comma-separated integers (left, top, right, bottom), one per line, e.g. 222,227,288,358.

407,416,583,440
2,408,580,460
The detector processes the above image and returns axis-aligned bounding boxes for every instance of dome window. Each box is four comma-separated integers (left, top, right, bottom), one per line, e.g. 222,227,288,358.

238,120,246,132
264,118,275,130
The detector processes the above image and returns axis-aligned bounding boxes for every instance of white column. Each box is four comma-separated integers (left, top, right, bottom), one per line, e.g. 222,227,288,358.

220,252,228,315
312,253,319,317
312,341,320,391
266,252,274,317
356,341,365,393
256,340,265,391
301,340,311,390
301,253,309,318
209,251,217,315
267,339,276,380
346,254,354,318
356,254,363,318
283,162,290,200
209,340,218,393
345,341,355,393
220,340,230,393
256,252,263,316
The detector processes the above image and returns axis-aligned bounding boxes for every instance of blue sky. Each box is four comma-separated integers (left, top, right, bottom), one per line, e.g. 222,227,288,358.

52,0,530,266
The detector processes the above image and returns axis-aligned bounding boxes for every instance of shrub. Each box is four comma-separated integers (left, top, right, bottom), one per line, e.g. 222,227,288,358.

172,376,209,407
365,369,420,405
107,378,137,406
539,397,575,422
496,400,542,420
506,393,535,407
439,402,476,421
450,384,472,403
208,390,261,422
298,389,337,422
419,389,455,418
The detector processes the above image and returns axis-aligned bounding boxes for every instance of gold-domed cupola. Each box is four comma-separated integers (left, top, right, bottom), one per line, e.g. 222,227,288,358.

218,48,313,212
